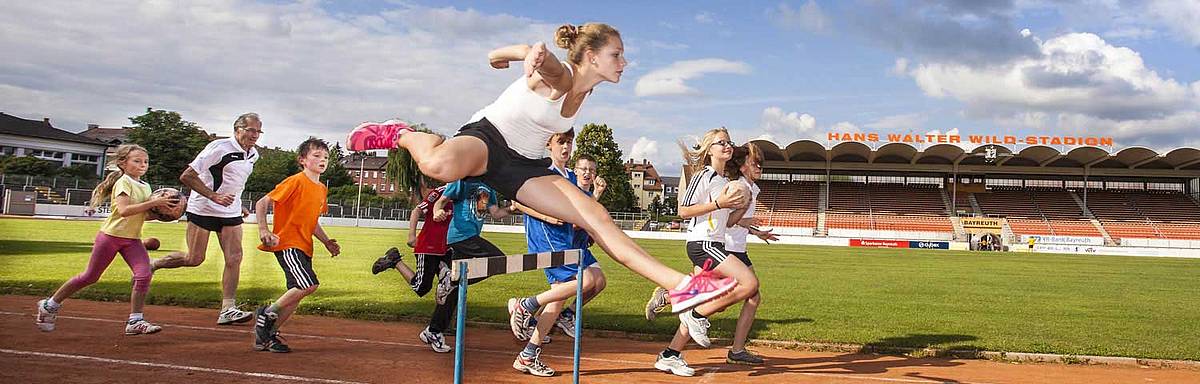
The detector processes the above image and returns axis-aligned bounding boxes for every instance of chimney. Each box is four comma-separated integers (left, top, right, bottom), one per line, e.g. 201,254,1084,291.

43,118,50,124
643,159,648,165
87,124,99,130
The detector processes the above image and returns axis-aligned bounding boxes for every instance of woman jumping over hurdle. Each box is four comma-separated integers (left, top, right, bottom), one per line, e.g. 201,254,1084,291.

347,23,745,312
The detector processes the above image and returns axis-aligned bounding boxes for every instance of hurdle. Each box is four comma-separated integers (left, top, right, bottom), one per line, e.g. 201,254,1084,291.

450,249,584,384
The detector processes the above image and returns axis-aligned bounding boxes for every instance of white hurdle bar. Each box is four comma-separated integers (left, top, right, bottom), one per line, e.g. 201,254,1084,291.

452,249,584,384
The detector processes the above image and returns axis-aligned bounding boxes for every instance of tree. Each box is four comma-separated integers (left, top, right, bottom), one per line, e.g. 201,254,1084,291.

661,192,679,216
244,146,299,193
1,156,59,177
324,142,354,189
125,108,211,185
384,123,438,205
59,163,100,180
573,123,636,212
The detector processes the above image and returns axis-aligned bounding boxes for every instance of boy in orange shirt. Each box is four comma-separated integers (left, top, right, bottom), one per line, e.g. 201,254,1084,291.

252,137,341,353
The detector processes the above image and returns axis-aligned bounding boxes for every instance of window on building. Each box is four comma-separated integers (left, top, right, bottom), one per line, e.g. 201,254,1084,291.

29,149,64,160
71,153,100,164
1,146,16,156
647,179,655,185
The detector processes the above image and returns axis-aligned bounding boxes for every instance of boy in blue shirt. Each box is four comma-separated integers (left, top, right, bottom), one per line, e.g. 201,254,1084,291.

507,130,608,377
416,178,515,353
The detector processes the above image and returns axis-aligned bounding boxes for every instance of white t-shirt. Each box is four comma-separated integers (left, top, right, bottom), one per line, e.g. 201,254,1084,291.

725,177,760,252
468,63,579,160
185,137,259,218
682,166,731,243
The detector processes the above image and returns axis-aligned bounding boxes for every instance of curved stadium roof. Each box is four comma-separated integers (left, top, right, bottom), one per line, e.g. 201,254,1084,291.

749,140,1200,179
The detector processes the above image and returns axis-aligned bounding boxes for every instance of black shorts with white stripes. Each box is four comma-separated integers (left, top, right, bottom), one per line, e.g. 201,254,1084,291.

686,241,728,271
274,248,320,290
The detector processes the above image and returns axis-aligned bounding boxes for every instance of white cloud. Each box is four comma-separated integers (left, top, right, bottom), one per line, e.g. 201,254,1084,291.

830,121,860,133
695,12,716,24
629,136,659,162
0,1,553,148
906,31,1200,148
634,59,752,97
1147,0,1200,46
755,106,817,145
769,1,831,33
865,113,926,130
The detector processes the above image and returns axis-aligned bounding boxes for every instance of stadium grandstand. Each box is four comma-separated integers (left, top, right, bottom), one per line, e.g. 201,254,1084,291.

747,138,1200,251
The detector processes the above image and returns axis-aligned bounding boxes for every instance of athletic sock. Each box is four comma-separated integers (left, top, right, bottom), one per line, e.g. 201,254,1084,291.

661,348,681,358
520,297,540,312
221,299,236,310
44,298,61,311
128,313,143,323
520,342,540,359
690,309,706,319
266,303,280,314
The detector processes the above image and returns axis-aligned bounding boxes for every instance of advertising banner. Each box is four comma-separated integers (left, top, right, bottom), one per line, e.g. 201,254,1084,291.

1021,234,1104,246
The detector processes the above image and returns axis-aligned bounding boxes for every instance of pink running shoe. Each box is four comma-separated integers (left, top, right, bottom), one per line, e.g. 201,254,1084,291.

668,260,737,313
347,119,414,151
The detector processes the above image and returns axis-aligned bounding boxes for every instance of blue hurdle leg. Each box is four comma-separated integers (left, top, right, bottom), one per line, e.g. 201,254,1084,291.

453,262,468,384
573,264,583,384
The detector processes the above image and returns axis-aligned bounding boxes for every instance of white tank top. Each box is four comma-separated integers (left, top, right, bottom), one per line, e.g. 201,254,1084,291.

469,63,580,160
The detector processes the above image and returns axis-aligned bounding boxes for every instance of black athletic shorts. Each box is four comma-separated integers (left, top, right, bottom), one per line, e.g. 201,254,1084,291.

274,248,319,290
726,251,753,267
186,212,243,232
447,235,504,260
686,241,729,271
454,117,558,200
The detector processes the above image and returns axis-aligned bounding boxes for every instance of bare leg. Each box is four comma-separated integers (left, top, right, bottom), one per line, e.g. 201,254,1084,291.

397,133,489,182
668,322,690,351
130,290,148,314
515,176,686,289
529,298,567,348
694,257,759,317
152,223,209,269
395,262,416,284
216,225,244,305
272,285,317,328
730,267,760,352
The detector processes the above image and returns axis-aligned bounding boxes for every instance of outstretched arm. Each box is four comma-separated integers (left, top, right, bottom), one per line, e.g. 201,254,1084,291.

488,43,572,94
512,201,564,225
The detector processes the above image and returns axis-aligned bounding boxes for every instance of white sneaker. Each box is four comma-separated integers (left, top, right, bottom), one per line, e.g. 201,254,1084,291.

679,311,712,348
125,319,163,335
435,267,452,305
35,299,57,332
512,348,555,377
217,306,253,325
654,354,695,377
507,298,534,341
419,327,452,353
555,309,576,339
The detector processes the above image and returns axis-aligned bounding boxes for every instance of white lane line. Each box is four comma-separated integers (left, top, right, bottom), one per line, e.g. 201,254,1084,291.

1,311,996,384
0,348,367,384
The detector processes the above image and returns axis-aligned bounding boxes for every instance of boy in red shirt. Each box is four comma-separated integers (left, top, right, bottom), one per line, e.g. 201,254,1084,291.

252,138,341,353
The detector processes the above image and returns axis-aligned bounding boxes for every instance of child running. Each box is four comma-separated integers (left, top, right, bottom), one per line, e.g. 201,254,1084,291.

722,143,778,365
35,144,178,335
650,128,760,377
506,130,608,377
413,178,517,353
371,181,455,307
347,23,740,312
252,138,341,353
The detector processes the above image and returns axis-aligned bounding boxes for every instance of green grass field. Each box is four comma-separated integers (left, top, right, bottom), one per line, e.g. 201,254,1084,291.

1,217,1198,360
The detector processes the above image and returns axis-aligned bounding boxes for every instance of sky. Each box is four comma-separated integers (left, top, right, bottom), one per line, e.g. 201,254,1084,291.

3,0,1199,177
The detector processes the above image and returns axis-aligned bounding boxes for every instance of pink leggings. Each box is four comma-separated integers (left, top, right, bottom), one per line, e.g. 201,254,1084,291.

66,232,152,293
